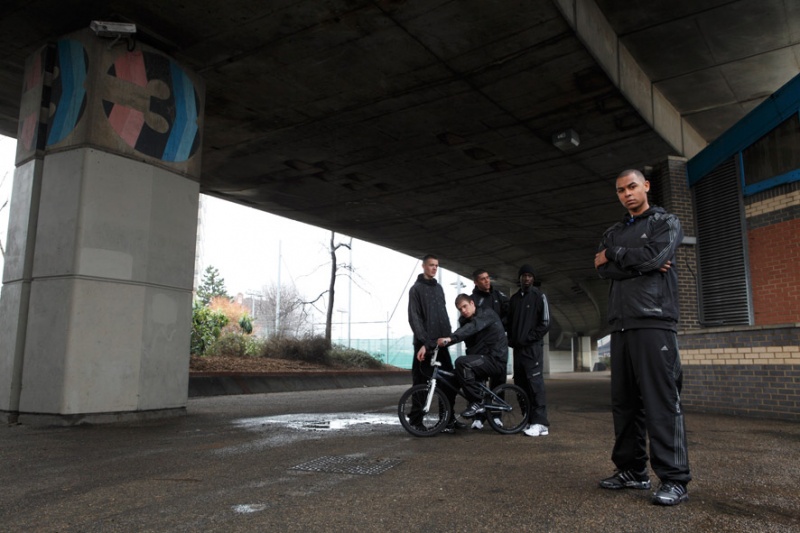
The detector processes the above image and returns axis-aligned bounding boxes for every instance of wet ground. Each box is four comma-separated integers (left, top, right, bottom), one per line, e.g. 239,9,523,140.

2,375,799,532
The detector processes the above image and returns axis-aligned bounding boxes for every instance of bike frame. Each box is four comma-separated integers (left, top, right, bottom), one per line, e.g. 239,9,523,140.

423,348,513,414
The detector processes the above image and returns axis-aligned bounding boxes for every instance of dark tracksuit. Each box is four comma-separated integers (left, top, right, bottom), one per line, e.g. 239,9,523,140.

450,307,508,402
407,273,453,399
598,205,691,485
508,286,551,426
472,285,510,391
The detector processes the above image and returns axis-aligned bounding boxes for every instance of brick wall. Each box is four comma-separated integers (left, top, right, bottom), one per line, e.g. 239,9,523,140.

649,156,700,330
744,182,800,326
682,364,800,421
644,159,800,421
747,219,800,325
679,325,800,420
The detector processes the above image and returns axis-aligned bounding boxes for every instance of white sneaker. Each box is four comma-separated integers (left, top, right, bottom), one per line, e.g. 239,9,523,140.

523,423,549,437
471,419,484,430
493,417,503,428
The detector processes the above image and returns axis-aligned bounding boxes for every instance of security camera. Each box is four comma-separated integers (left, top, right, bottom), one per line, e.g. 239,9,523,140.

551,128,580,151
90,21,137,38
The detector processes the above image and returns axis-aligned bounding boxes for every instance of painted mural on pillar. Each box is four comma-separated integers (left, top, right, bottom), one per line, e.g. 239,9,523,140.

47,40,88,147
102,50,200,162
17,40,89,155
18,48,45,153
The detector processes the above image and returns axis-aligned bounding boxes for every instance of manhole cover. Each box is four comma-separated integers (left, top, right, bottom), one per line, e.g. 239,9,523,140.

291,455,402,475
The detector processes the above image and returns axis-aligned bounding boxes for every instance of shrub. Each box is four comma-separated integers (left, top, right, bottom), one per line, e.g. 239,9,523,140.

201,333,387,370
206,331,265,358
259,335,332,365
239,315,253,334
191,303,229,356
208,296,252,334
328,345,384,369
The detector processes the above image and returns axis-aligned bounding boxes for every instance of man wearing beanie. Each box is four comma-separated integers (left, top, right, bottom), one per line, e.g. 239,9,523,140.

507,264,551,437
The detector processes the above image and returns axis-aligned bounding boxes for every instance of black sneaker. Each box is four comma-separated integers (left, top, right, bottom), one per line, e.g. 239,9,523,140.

461,402,485,418
599,469,651,490
441,420,457,434
652,481,688,506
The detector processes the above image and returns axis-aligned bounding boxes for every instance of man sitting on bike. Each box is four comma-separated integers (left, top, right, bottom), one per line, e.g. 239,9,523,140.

437,294,508,418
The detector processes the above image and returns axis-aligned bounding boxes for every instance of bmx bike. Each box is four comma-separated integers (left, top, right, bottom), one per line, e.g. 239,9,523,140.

397,348,530,437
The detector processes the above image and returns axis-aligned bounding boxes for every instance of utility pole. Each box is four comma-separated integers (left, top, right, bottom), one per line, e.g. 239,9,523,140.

347,238,353,348
275,240,281,336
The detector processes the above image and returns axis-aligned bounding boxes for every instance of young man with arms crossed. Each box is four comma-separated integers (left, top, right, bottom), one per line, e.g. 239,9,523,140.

594,169,692,506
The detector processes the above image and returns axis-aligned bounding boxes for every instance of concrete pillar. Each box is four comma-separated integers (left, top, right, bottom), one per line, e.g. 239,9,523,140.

542,332,551,376
577,335,593,371
0,29,204,424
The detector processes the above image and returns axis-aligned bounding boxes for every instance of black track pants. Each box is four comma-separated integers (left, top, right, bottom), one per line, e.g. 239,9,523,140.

610,329,691,484
513,342,549,426
455,354,504,403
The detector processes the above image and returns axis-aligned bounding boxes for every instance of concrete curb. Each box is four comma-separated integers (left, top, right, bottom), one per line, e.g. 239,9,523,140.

188,370,410,397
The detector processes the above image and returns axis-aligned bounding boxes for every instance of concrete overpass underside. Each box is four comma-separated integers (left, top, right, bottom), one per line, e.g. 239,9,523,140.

1,0,798,342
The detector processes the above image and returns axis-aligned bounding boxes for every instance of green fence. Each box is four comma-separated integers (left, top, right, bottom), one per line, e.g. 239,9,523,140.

331,337,415,369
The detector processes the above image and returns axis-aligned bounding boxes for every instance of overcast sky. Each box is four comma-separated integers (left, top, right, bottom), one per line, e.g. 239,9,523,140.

0,135,467,341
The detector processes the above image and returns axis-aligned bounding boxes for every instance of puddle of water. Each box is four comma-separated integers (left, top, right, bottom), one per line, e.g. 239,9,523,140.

234,412,401,432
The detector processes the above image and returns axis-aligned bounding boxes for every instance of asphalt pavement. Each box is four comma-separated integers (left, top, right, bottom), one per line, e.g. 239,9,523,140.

2,373,799,532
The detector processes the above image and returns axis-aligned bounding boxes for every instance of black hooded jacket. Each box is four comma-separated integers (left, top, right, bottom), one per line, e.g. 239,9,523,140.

451,307,508,364
408,273,452,350
597,205,683,331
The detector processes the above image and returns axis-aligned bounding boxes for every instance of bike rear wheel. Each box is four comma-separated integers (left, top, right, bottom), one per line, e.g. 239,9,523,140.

486,383,529,434
398,384,451,437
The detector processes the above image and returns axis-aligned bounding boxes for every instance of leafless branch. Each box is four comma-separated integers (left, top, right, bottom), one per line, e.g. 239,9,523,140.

303,290,328,306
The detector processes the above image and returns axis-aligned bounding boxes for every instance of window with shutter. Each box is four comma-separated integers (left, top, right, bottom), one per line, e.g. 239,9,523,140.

692,158,753,326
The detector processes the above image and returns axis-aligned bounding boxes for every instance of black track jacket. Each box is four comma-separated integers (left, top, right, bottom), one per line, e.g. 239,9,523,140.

597,205,683,331
451,307,509,365
471,286,510,328
508,287,551,349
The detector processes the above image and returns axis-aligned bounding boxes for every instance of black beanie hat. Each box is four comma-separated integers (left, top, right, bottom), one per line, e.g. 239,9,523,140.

518,264,535,278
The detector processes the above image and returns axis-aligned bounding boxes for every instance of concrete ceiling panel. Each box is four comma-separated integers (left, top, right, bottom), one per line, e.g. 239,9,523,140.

684,99,767,140
720,48,800,102
575,0,619,85
595,0,732,36
696,0,792,64
619,18,715,81
655,68,736,115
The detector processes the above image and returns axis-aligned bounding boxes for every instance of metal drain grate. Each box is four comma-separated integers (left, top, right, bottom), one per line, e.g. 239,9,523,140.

291,455,402,476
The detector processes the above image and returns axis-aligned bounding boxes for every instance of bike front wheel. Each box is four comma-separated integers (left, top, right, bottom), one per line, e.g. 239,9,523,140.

486,383,529,434
398,384,451,437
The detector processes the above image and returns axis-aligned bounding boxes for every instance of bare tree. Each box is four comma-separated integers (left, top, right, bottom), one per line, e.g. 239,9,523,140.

253,283,310,338
325,232,352,346
304,231,353,347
